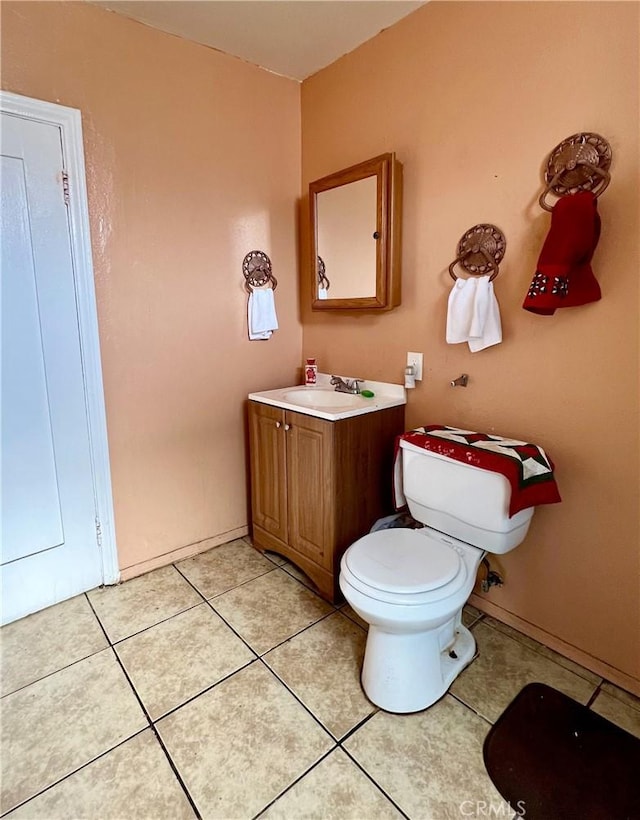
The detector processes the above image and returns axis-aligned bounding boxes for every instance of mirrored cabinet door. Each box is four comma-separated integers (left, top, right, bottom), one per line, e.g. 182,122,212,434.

309,153,402,311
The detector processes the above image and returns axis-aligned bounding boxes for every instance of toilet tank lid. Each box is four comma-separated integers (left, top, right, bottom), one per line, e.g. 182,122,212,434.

344,530,462,594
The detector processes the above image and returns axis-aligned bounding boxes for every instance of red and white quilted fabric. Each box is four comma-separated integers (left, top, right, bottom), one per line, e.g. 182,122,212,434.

394,425,561,518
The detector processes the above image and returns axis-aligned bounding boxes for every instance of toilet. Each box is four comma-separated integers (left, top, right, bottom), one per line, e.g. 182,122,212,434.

339,436,536,714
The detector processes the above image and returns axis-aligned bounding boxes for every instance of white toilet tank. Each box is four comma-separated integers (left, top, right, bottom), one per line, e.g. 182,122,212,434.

400,440,534,554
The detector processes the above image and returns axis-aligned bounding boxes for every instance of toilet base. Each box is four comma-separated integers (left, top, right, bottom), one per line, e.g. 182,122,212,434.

361,619,476,713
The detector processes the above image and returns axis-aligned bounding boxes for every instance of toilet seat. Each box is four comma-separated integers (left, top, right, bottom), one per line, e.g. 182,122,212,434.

342,529,466,605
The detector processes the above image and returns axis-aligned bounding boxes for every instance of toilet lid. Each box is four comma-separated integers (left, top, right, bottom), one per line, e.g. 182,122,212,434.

344,529,462,594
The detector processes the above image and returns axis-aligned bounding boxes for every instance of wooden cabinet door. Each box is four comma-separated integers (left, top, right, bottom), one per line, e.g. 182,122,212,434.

286,411,334,570
248,402,287,543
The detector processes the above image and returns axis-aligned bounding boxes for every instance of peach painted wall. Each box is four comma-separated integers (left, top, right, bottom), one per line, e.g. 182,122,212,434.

301,2,640,683
2,1,302,575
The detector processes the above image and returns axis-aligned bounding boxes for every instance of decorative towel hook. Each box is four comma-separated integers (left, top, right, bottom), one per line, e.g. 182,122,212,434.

243,250,278,293
317,256,330,291
448,224,506,283
539,132,612,212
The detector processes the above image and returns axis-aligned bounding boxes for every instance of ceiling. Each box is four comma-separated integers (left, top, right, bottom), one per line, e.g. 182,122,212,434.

90,1,425,81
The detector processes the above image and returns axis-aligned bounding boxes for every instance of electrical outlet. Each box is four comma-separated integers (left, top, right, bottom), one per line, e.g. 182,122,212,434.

407,352,423,381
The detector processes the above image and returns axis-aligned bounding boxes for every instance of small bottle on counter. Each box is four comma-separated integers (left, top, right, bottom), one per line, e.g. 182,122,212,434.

304,357,318,386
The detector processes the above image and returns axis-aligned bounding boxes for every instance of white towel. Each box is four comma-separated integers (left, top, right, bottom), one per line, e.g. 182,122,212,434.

446,277,478,343
248,288,278,340
446,275,502,352
469,278,502,352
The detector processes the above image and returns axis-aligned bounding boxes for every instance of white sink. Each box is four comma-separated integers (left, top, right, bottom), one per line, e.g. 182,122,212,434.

249,374,406,421
282,389,365,408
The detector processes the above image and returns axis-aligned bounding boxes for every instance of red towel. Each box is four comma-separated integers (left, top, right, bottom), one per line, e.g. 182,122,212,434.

523,191,601,315
395,426,561,518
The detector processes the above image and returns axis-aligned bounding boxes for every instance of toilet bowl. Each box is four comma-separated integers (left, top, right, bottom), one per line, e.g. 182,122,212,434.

340,527,483,713
339,437,537,714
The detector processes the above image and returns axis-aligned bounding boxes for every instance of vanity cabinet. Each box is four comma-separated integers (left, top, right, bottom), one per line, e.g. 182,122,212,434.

248,400,404,602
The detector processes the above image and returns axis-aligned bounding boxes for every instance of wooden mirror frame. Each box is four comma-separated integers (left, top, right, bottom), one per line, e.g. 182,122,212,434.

309,153,402,311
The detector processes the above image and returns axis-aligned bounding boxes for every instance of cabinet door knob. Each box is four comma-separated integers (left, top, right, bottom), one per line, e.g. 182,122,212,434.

275,421,282,428
284,423,291,431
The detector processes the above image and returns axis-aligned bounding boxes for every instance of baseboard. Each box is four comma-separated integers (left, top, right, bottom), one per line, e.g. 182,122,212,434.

468,593,640,698
118,526,249,582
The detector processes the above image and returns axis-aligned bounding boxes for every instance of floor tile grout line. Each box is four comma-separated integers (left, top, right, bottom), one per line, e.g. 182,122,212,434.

96,571,613,704
0,593,113,700
194,541,334,606
82,587,113,630
145,657,260,724
256,546,352,612
172,564,356,737
84,594,202,818
84,591,118,646
3,558,356,812
163,564,336,731
90,555,280,648
251,712,408,820
116,533,251,577
278,563,328,595
150,725,203,820
173,559,280,604
103,640,203,820
89,595,207,648
478,617,604,686
146,645,381,820
337,608,368,632
250,747,337,820
339,744,412,820
270,560,344,607
474,617,606,689
173,564,263,658
0,648,107,701
108,599,205,646
0,596,117,700
258,548,288,568
586,681,603,709
599,686,640,711
87,594,152,724
95,552,298,647
219,586,372,743
335,708,379,744
110,600,345,820
256,607,339,657
258,655,342,740
0,726,150,819
174,557,340,661
448,691,495,726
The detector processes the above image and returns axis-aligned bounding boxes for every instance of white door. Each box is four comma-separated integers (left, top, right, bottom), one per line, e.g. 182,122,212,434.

1,96,117,624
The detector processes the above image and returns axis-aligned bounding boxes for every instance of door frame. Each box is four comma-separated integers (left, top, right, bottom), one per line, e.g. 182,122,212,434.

1,90,119,586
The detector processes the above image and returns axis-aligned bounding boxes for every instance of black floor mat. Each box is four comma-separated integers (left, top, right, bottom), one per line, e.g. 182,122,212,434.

483,682,640,820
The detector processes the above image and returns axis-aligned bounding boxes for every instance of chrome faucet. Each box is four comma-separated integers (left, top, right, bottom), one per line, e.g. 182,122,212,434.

330,375,364,394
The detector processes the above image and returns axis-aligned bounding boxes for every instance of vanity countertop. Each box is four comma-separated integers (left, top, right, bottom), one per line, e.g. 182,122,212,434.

248,373,406,422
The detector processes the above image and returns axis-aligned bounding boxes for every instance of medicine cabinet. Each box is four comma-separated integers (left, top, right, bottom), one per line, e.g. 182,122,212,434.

309,153,402,311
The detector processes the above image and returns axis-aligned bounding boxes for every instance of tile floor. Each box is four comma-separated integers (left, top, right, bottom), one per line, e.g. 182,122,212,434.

1,536,639,819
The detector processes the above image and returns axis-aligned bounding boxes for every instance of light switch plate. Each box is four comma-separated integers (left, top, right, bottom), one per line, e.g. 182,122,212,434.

407,352,423,381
